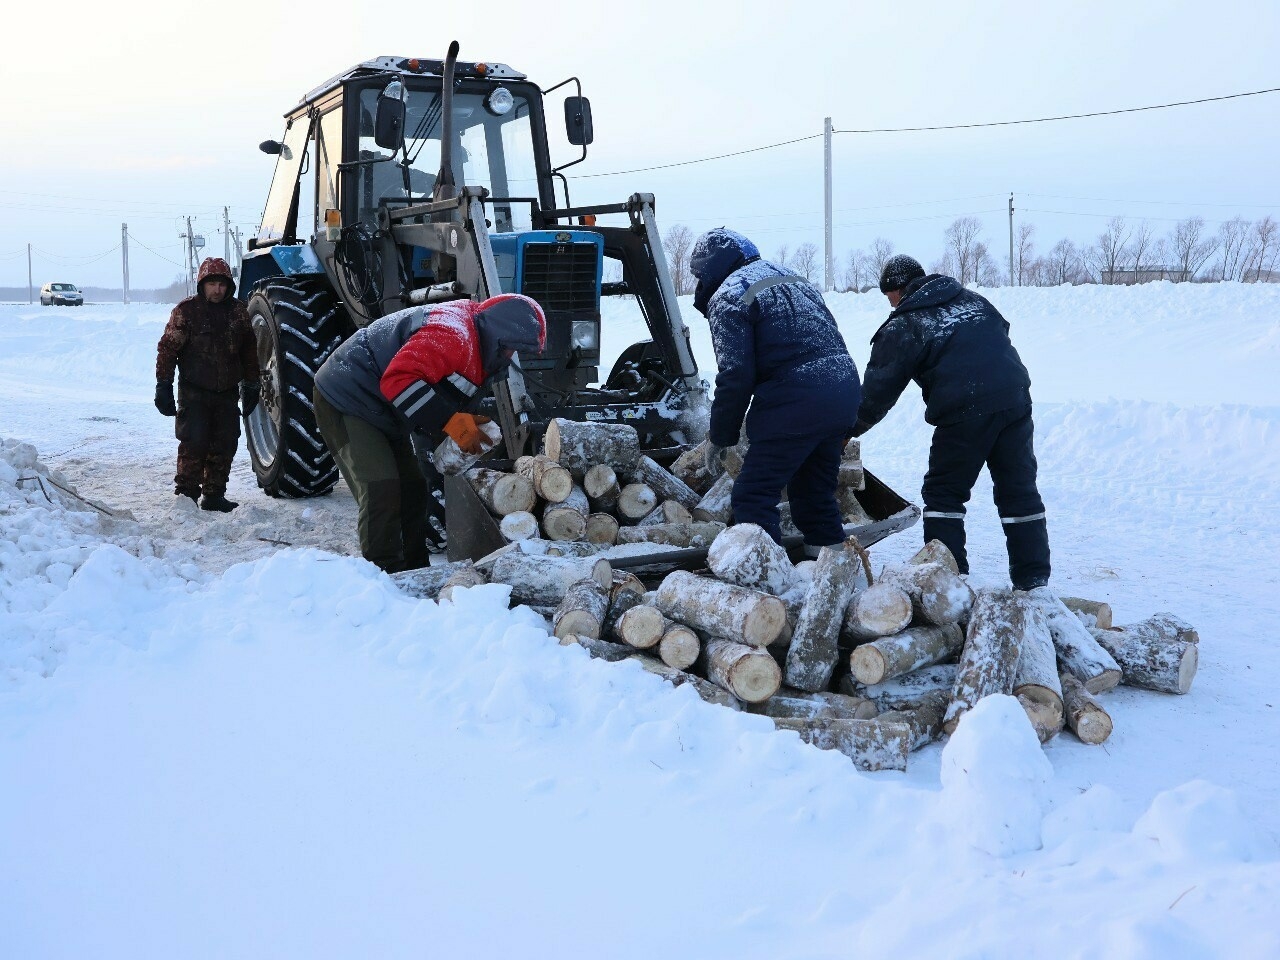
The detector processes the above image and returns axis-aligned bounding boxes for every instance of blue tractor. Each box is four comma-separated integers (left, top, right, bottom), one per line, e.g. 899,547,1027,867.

240,43,707,503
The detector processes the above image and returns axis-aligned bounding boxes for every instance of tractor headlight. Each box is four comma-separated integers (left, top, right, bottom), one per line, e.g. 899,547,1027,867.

571,320,599,351
485,87,515,116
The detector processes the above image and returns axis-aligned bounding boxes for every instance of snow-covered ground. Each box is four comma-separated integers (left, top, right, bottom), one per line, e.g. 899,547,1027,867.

3,282,1279,958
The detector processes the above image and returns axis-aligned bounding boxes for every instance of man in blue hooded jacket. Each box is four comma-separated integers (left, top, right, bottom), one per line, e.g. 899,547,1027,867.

855,255,1050,591
690,227,861,552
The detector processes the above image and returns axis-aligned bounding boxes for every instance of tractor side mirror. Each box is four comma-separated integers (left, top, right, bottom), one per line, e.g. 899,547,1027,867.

564,96,593,146
375,81,408,152
259,140,283,155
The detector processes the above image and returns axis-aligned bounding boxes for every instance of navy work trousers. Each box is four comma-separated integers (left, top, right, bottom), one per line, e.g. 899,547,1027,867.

732,431,847,548
922,403,1051,590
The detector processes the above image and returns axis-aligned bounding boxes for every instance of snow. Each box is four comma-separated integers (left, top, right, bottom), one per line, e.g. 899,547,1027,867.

3,281,1280,957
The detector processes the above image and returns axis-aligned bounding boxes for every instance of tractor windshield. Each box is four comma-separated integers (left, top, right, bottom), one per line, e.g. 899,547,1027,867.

355,85,538,233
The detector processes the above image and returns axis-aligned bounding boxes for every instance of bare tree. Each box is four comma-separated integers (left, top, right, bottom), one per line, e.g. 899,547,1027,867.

1015,223,1036,286
1024,256,1054,287
973,242,1002,286
1168,216,1218,282
1216,217,1252,281
842,248,870,292
793,242,820,283
662,224,696,295
1128,220,1158,282
1087,217,1131,284
944,217,986,286
1045,238,1083,285
773,244,792,271
1244,216,1278,282
868,237,895,281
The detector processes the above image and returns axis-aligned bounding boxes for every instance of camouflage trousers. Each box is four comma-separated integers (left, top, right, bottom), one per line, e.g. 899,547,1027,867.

313,389,430,573
174,382,240,498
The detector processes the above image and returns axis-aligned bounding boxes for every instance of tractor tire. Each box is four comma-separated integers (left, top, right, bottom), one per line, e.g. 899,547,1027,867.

245,280,345,498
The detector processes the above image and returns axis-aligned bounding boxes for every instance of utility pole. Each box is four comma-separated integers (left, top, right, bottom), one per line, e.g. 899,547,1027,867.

27,243,33,303
185,216,197,296
823,117,833,292
1008,193,1015,287
223,206,231,264
121,223,130,305
231,226,243,279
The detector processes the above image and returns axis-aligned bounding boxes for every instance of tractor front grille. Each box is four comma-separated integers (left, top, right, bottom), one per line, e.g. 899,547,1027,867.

521,242,598,312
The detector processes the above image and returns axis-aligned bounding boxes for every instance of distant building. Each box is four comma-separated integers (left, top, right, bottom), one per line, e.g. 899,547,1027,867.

1100,266,1181,284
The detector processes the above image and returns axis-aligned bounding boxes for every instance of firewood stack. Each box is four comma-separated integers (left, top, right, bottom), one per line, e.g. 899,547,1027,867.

391,418,1199,772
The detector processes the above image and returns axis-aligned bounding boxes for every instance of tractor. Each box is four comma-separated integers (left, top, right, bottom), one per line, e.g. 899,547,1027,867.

239,42,707,533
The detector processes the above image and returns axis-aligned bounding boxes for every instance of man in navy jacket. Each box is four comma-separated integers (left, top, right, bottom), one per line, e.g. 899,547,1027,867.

855,255,1050,590
690,228,861,552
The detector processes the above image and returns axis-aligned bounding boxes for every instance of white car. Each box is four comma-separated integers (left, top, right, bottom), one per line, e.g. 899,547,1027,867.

40,282,84,306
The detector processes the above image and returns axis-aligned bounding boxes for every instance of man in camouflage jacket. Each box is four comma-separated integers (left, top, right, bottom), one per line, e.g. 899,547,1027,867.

155,257,260,512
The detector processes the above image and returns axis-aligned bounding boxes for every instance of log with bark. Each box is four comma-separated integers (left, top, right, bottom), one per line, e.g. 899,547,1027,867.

1059,672,1113,745
745,689,878,721
438,563,489,603
846,663,958,710
552,577,612,640
541,485,589,542
390,561,473,600
785,539,869,692
773,716,911,771
637,658,740,710
1012,597,1064,743
706,522,799,597
626,455,702,512
431,420,503,476
841,581,914,642
466,466,536,516
703,638,783,703
585,513,620,545
1135,612,1199,644
943,588,1025,735
637,500,694,527
669,441,716,495
602,573,647,635
560,634,633,662
848,623,965,686
909,540,960,574
614,604,667,649
692,472,734,524
499,510,540,542
1090,624,1198,695
877,560,974,627
874,688,950,751
655,571,789,647
583,464,621,512
616,521,724,548
617,482,659,523
490,553,612,606
544,417,641,475
658,622,700,670
1027,592,1121,694
1060,596,1113,630
516,454,574,503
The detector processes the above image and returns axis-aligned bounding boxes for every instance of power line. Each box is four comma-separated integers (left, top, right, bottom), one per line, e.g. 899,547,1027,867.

127,231,186,268
574,134,822,179
1023,192,1280,210
33,244,122,264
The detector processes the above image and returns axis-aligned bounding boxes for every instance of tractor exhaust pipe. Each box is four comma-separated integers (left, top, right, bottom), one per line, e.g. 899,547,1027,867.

433,40,460,203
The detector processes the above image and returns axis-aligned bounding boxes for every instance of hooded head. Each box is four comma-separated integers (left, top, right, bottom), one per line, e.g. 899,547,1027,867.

473,294,547,376
878,254,925,294
197,257,236,302
690,228,760,317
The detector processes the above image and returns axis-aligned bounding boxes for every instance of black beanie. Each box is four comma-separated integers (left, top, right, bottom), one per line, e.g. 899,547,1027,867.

879,254,925,293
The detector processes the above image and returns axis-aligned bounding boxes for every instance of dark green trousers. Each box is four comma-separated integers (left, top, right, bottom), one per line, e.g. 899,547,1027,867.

314,390,429,572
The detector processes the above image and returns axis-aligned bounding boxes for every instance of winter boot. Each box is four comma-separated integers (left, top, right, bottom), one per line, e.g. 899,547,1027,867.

200,493,239,513
175,487,200,504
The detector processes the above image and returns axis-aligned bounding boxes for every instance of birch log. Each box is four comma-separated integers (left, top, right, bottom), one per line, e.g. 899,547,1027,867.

466,467,536,516
877,561,974,626
773,717,911,771
1028,592,1121,693
1090,626,1198,695
617,521,724,548
499,511,540,542
438,563,488,602
614,605,667,649
706,522,799,596
543,417,641,475
1132,613,1199,644
1012,597,1064,743
560,633,633,662
692,472,734,524
746,689,878,721
848,623,965,686
515,454,574,503
602,573,647,635
842,581,914,642
703,638,783,703
786,540,869,692
585,513,620,545
875,688,950,751
552,577,612,640
1060,597,1113,630
909,539,960,574
490,553,612,606
617,483,658,523
1059,672,1113,745
943,588,1024,735
626,455,702,511
638,658,740,710
391,561,472,600
583,464,620,512
848,663,958,710
541,485,589,541
669,441,716,495
654,571,788,647
658,622,700,670
637,500,693,527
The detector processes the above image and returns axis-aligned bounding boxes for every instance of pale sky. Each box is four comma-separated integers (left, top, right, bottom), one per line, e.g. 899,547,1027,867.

2,0,1277,289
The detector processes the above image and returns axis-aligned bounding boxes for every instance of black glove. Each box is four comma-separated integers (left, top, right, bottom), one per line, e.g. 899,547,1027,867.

851,419,872,438
154,381,176,417
240,379,261,417
704,442,727,478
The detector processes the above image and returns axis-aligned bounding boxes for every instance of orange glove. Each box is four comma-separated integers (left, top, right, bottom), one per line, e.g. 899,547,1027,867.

443,413,492,454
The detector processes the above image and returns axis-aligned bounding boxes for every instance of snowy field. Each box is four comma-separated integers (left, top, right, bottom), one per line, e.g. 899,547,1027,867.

2,282,1280,958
